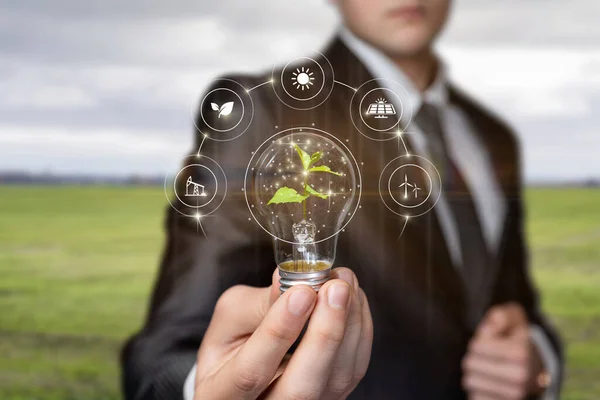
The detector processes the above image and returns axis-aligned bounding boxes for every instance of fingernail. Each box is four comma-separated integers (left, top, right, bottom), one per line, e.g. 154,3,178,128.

335,269,355,288
288,287,314,316
328,283,350,310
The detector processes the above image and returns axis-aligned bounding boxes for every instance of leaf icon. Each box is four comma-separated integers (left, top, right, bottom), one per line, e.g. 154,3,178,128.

210,103,219,111
218,102,234,118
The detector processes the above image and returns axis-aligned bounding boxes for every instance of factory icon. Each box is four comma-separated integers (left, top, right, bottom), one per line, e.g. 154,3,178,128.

185,176,207,197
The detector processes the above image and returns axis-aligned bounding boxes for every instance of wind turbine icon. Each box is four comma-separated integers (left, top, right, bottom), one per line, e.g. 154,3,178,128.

399,174,414,199
412,184,422,198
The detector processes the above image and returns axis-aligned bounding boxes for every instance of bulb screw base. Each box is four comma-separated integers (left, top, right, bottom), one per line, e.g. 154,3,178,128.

278,267,331,293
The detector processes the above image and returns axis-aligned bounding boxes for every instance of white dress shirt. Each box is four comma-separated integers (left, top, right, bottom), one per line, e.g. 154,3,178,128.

183,26,559,400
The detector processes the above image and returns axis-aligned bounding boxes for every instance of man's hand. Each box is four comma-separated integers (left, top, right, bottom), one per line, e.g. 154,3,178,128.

193,267,373,400
462,303,545,400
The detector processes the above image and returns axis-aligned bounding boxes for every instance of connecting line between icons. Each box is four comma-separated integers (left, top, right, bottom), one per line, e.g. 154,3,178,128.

245,79,357,93
397,216,409,240
246,80,273,93
197,218,208,239
334,80,357,92
399,134,409,157
196,134,207,156
196,214,216,240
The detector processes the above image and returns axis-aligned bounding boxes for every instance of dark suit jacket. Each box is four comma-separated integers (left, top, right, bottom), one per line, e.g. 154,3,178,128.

121,37,563,400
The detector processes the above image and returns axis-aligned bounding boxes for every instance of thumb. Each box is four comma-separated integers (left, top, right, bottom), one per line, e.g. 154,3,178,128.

478,303,527,338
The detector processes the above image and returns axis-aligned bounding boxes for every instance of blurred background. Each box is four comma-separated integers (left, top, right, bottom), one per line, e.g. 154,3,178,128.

0,0,598,399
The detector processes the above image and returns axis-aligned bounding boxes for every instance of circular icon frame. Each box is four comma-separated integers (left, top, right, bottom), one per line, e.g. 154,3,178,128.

165,154,228,218
271,52,335,110
387,164,433,209
173,164,219,209
359,88,404,132
379,155,442,218
350,78,415,141
192,78,254,142
200,88,245,133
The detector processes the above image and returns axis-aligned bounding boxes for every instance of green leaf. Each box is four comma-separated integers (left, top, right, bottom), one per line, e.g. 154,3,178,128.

307,165,343,176
294,144,312,170
308,151,322,168
305,184,328,199
267,187,309,205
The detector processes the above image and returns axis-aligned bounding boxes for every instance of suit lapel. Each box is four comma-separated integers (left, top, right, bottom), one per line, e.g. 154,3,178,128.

448,86,514,320
321,38,469,328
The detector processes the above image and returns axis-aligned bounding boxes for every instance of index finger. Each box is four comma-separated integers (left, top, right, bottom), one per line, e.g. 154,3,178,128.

204,284,317,398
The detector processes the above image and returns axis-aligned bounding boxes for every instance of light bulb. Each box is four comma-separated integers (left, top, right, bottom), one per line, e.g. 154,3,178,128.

245,129,360,292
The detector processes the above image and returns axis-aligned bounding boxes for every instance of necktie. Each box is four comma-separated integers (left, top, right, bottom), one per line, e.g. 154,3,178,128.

414,102,489,305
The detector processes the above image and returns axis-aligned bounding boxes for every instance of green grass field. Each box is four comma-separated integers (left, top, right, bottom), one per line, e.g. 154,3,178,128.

1,186,599,399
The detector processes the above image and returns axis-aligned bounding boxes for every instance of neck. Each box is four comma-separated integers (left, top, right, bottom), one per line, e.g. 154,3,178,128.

390,49,437,92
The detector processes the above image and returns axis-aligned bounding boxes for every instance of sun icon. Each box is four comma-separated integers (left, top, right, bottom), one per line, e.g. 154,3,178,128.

291,67,315,91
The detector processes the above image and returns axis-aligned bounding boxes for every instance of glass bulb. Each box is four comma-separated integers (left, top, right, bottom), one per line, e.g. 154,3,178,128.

245,130,360,292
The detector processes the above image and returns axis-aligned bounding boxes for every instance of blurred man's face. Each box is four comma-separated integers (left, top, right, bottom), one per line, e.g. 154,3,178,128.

334,0,451,57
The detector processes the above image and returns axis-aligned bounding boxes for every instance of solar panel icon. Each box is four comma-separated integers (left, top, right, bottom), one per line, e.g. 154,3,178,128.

366,98,396,119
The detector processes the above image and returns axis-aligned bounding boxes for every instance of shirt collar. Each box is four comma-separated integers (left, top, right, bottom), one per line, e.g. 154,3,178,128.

338,25,449,111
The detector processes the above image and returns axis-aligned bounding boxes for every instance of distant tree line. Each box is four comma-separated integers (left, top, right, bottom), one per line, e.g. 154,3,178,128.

0,171,163,186
0,171,598,188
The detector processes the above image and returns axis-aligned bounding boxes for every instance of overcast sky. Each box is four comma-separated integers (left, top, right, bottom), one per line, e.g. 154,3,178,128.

0,0,598,181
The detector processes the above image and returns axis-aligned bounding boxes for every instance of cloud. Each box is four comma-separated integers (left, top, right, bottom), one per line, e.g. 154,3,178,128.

0,3,337,67
0,0,598,181
445,0,600,46
440,45,600,180
441,46,600,119
1,82,96,110
0,125,186,175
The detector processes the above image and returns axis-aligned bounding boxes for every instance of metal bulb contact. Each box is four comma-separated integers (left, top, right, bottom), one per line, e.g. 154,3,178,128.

278,260,331,293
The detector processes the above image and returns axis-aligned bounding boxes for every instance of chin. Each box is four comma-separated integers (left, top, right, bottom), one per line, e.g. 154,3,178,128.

379,29,433,57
